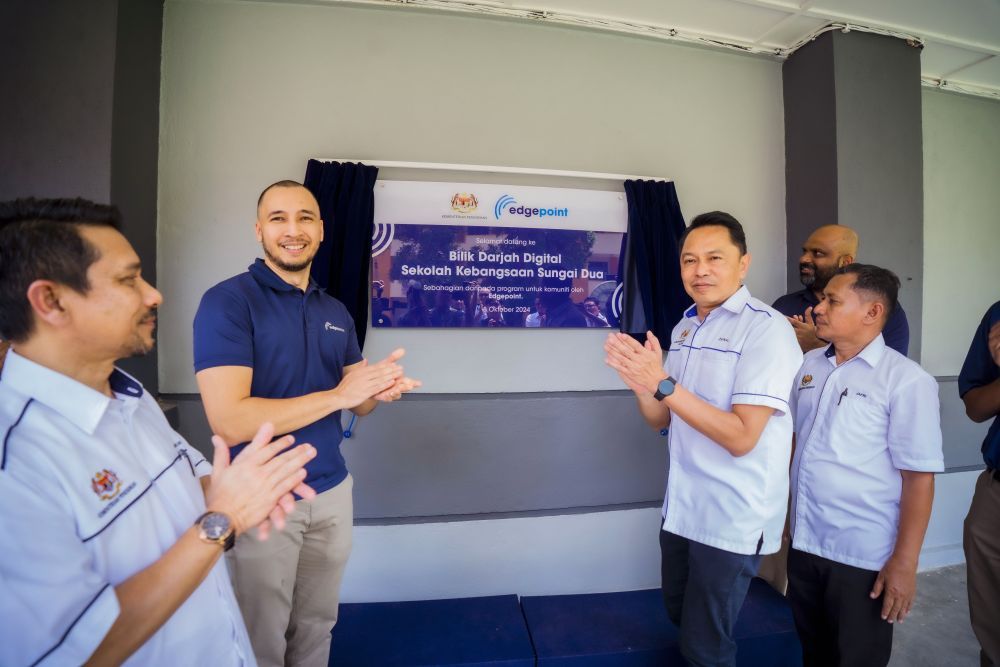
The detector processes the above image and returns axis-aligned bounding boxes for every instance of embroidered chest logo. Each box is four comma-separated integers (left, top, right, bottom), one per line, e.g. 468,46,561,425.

681,329,690,339
91,469,122,501
801,374,813,387
324,321,345,333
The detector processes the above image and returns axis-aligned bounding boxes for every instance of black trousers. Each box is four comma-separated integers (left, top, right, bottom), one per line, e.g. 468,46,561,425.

660,529,761,667
786,548,893,667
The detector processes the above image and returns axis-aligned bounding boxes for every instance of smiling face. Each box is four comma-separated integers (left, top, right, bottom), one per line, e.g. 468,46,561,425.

798,225,857,291
680,225,749,315
255,184,323,275
64,225,163,361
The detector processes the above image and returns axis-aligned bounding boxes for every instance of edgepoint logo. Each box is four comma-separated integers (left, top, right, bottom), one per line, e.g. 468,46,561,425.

493,194,569,221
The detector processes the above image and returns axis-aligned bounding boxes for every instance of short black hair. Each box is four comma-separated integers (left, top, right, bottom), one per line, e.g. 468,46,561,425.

679,211,748,256
0,198,121,342
257,179,308,212
836,263,900,320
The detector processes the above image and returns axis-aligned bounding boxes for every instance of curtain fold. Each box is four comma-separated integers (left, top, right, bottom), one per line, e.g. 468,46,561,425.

303,159,379,351
619,180,688,342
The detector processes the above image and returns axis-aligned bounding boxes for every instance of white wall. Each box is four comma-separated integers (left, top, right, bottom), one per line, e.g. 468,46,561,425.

918,90,1000,573
922,89,1000,376
343,508,663,602
342,469,973,602
157,0,787,393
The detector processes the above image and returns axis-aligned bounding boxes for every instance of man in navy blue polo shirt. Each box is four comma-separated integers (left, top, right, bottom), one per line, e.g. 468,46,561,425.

193,180,420,667
959,300,1000,667
773,225,910,356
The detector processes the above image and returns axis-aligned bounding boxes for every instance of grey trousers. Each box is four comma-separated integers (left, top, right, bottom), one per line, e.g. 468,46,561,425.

965,469,1000,667
227,475,354,667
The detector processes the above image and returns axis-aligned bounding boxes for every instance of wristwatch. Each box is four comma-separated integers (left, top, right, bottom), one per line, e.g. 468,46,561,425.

653,376,678,402
195,511,235,551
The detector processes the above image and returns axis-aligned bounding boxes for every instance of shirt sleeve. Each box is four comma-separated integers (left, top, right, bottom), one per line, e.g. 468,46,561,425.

0,471,120,666
882,305,911,356
771,293,801,318
888,370,945,472
192,285,254,372
789,364,805,435
958,303,1000,398
344,309,364,366
732,315,804,416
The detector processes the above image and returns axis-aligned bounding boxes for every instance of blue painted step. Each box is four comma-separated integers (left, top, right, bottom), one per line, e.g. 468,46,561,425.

521,578,802,666
329,594,535,666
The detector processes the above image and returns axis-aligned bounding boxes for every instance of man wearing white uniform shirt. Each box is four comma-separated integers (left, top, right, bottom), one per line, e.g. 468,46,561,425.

787,264,943,667
0,198,315,666
605,211,802,666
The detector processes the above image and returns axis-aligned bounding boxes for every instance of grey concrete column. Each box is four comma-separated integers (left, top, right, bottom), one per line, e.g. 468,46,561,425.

783,30,924,359
111,0,164,393
0,0,163,391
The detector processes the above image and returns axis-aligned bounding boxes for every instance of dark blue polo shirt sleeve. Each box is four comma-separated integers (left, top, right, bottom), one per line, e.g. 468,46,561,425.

959,302,1000,398
193,285,254,372
959,302,1000,468
882,305,910,356
771,293,805,318
345,310,364,366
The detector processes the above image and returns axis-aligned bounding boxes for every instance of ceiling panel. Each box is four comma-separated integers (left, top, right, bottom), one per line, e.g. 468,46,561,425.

754,14,829,49
809,0,1000,50
949,54,1000,89
518,0,793,41
921,42,995,80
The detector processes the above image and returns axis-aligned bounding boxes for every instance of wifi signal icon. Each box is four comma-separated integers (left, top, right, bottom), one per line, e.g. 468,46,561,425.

494,195,516,220
371,223,395,257
611,282,624,320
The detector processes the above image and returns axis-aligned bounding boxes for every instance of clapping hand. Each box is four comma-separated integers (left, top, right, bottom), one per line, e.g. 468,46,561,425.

604,331,666,395
206,422,317,541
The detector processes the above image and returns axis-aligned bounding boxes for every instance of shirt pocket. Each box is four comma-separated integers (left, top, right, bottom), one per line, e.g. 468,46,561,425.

690,349,739,410
828,393,889,464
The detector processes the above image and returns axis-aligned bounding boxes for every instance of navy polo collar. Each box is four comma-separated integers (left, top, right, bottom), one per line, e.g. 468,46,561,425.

798,288,820,306
249,258,319,295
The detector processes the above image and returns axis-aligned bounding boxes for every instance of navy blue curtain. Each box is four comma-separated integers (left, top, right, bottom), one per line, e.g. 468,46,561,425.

619,180,688,342
304,159,379,351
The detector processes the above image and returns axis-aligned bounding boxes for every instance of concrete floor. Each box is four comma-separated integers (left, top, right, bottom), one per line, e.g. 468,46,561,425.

889,564,982,666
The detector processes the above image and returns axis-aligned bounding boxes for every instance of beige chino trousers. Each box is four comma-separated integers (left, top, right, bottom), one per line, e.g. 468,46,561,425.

227,475,353,667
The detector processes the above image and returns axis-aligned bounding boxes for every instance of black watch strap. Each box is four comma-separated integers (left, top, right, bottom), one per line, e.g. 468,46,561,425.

653,376,677,402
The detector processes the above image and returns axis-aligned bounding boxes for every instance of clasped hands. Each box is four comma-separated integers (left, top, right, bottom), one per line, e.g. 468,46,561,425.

337,347,422,407
604,331,667,396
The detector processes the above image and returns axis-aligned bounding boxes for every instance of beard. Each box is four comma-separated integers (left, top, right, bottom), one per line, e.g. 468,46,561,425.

263,241,315,273
122,309,158,358
799,262,838,291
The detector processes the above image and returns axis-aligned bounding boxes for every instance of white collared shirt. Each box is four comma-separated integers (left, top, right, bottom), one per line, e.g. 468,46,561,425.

662,286,803,555
790,335,944,571
0,351,255,667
